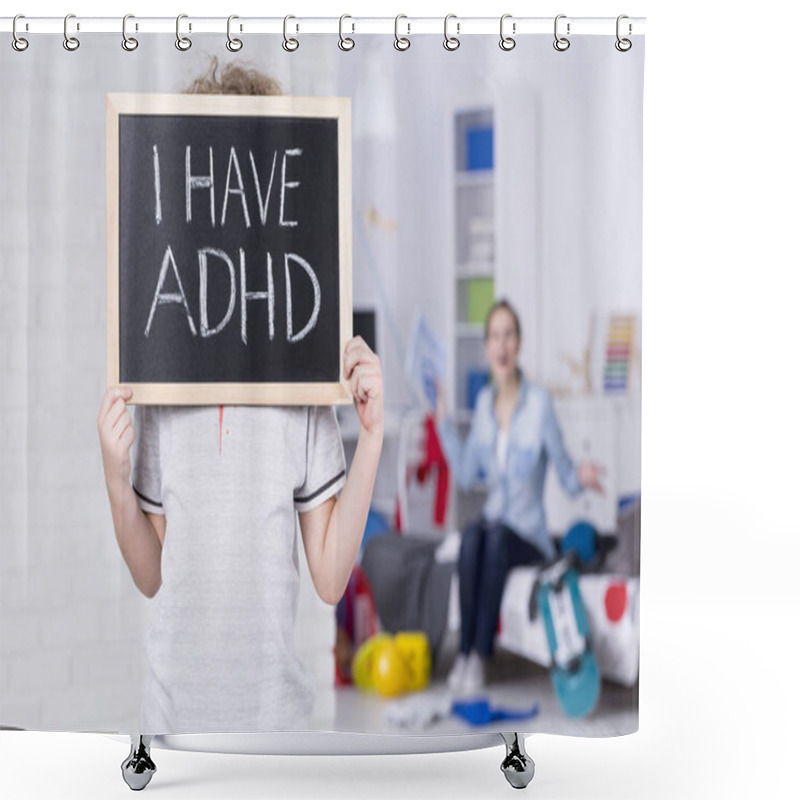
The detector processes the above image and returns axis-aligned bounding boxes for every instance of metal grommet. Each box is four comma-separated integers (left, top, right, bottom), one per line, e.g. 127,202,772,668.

554,14,570,51
338,14,354,51
63,13,80,51
394,15,410,51
499,14,515,51
283,15,299,52
443,14,460,51
12,14,29,52
122,14,138,51
175,14,192,51
226,15,243,51
615,14,632,51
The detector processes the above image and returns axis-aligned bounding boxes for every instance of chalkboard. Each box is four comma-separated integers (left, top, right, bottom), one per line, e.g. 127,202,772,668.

353,309,377,355
106,93,352,405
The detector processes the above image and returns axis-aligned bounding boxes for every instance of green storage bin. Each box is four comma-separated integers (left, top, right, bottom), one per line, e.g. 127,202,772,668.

467,278,495,325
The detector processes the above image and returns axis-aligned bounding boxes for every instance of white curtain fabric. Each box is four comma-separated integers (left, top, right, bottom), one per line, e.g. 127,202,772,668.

1,33,643,734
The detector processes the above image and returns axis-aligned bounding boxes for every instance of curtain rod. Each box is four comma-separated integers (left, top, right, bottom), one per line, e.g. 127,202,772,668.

1,16,646,37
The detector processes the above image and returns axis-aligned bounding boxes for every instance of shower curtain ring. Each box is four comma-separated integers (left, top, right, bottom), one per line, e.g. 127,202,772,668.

283,15,299,52
63,14,80,51
12,14,29,52
226,15,243,51
122,15,139,51
175,14,192,51
394,15,410,50
338,15,355,51
554,14,570,51
615,15,632,51
499,14,515,51
444,14,460,51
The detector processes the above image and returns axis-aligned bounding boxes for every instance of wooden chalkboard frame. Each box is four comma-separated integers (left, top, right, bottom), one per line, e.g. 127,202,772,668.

106,92,352,405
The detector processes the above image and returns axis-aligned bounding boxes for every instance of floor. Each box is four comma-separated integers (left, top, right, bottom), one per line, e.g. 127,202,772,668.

331,635,638,738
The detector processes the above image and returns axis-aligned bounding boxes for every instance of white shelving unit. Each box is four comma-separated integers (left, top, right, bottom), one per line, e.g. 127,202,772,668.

449,107,496,530
452,108,495,418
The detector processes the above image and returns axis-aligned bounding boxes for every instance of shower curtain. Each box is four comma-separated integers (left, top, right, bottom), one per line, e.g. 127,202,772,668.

0,25,644,739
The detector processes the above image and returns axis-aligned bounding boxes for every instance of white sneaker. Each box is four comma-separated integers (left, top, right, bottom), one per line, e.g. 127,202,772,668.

460,651,487,695
447,652,469,692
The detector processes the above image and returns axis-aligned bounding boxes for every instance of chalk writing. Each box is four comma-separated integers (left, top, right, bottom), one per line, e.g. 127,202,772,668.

221,147,250,228
144,244,197,337
146,144,320,344
152,145,162,225
185,146,215,226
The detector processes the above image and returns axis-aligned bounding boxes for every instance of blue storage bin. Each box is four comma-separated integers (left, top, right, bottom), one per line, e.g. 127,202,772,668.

466,126,494,171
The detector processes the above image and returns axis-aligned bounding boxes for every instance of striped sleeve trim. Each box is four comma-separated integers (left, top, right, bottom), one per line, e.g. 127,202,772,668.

294,470,346,504
132,483,163,508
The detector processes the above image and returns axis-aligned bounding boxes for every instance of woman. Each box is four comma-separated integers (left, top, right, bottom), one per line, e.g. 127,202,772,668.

435,299,603,695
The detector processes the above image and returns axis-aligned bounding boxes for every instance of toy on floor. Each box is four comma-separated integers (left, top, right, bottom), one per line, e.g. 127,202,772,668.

534,522,602,718
393,632,432,691
384,693,539,729
352,631,432,697
385,691,452,728
452,697,539,727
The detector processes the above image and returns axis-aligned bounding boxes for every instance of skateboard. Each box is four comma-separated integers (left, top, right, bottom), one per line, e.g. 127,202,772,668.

535,555,601,718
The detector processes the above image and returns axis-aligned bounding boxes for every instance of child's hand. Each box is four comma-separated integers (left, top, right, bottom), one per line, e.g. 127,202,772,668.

343,336,383,439
97,385,135,493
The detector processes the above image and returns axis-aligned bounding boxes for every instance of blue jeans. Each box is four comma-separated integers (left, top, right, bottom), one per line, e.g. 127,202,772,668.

458,517,547,658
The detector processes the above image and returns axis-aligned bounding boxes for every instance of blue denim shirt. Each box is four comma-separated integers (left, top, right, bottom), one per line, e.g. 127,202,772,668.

436,377,583,560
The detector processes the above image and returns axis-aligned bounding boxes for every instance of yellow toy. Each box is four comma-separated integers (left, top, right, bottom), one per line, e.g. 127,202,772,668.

371,639,410,697
352,631,432,696
352,632,392,691
393,632,431,692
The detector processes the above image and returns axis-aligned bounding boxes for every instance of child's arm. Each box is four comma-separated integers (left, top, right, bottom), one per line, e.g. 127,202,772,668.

298,337,383,605
97,386,164,598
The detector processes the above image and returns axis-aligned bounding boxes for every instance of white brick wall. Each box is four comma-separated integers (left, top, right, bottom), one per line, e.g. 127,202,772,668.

1,37,336,734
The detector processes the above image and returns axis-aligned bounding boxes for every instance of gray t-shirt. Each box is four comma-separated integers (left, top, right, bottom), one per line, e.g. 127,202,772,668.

131,403,346,734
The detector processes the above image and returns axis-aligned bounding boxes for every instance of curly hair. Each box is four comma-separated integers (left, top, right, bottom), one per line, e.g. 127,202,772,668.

184,55,282,96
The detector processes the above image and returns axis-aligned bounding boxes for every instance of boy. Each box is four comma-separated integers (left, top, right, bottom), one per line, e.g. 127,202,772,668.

97,59,383,733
